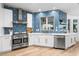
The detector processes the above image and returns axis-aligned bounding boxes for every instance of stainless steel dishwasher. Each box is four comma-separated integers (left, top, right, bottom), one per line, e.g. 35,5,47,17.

54,35,65,49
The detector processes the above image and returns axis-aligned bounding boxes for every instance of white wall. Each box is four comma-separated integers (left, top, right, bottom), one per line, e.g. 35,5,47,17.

67,15,79,19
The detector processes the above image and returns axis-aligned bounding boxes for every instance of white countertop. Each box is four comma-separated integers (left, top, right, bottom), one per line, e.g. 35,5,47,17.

29,33,77,35
0,34,12,37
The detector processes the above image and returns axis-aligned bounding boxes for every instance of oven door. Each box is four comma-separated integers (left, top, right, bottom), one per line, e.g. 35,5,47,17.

12,38,22,44
23,38,28,43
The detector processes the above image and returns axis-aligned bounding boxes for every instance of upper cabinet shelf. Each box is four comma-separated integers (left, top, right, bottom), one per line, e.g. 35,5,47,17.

13,20,27,24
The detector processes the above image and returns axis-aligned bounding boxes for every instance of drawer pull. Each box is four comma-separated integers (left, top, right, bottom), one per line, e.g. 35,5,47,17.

45,39,47,44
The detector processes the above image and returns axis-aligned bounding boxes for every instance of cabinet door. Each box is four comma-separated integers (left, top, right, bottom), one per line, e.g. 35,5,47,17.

71,35,76,45
46,36,54,47
74,34,77,42
2,36,11,52
29,34,40,45
33,38,37,45
28,34,35,45
40,36,46,46
0,39,2,52
3,9,13,27
65,35,72,49
33,36,40,45
29,36,35,45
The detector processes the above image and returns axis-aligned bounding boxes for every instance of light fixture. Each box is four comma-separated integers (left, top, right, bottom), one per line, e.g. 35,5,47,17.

38,9,41,12
53,7,57,10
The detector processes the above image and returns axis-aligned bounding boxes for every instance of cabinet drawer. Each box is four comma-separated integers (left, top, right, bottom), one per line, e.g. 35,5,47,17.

55,35,65,39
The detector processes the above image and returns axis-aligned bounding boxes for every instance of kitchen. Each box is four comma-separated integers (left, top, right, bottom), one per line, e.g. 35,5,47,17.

0,3,79,56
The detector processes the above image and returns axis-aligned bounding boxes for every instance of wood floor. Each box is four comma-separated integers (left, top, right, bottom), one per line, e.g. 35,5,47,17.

0,42,79,56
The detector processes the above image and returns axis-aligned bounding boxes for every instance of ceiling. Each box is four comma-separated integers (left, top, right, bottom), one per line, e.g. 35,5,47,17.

4,3,79,16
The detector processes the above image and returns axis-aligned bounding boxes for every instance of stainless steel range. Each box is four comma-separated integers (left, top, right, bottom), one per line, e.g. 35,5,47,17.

12,33,28,50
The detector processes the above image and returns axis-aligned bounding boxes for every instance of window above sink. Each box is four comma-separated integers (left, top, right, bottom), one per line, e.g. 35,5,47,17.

40,16,55,33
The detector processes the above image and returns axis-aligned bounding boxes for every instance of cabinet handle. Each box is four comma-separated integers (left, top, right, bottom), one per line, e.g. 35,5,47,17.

10,40,11,47
74,37,76,42
37,38,40,43
45,39,47,44
71,38,72,43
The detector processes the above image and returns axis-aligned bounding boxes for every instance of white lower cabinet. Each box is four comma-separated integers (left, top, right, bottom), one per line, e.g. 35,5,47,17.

38,37,54,47
29,37,34,45
34,38,40,45
29,33,77,49
65,35,71,49
0,36,12,52
29,34,54,47
2,36,11,52
65,34,76,49
39,37,46,46
29,35,39,45
0,39,2,52
46,36,54,47
71,35,76,46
